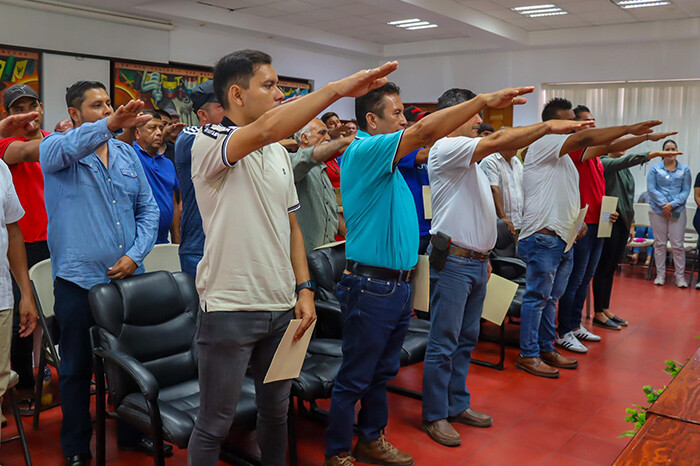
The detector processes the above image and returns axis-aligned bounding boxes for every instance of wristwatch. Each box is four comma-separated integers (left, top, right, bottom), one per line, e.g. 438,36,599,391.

296,280,317,294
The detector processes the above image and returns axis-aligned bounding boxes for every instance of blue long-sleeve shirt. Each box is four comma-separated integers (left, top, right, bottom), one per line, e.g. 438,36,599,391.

40,118,159,290
173,126,204,257
646,161,692,215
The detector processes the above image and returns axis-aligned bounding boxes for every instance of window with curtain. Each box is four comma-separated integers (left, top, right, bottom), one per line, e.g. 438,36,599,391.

543,80,700,205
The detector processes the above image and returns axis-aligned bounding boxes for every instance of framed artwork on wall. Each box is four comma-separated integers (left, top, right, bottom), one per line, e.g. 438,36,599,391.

112,60,213,126
278,76,313,101
0,46,41,116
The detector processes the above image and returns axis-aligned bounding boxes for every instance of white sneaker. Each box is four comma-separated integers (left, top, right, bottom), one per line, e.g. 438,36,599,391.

654,275,665,286
676,277,688,288
573,326,601,342
696,281,700,290
555,332,588,353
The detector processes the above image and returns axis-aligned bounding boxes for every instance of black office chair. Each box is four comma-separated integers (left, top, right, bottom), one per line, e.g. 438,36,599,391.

474,219,526,370
88,271,260,466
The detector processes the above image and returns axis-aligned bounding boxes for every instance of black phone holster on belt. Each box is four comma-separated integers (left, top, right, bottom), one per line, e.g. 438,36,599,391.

429,232,451,270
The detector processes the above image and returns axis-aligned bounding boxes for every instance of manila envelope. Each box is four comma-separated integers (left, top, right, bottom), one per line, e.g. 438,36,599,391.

314,240,346,251
412,255,430,312
597,196,618,238
565,206,589,253
481,274,519,326
264,319,317,384
422,185,432,220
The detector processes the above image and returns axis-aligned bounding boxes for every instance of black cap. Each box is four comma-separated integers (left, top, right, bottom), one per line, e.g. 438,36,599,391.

3,84,39,111
403,105,429,123
191,80,217,112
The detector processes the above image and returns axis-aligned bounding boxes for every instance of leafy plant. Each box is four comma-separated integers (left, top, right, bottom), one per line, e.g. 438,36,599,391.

619,360,683,438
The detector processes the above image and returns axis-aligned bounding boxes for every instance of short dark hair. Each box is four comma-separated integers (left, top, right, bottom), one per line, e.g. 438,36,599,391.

155,109,171,120
574,104,591,120
437,88,477,111
139,109,162,126
355,82,401,132
477,122,495,135
662,139,678,150
321,112,339,124
542,97,572,121
213,50,272,110
65,80,107,109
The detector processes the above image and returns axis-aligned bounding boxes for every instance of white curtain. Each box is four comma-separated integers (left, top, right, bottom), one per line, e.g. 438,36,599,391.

543,80,700,204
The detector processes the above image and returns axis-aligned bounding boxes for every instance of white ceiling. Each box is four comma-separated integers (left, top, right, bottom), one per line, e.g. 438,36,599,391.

54,0,700,57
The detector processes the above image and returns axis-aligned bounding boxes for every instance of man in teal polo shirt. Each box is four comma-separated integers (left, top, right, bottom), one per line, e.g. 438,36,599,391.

324,82,535,466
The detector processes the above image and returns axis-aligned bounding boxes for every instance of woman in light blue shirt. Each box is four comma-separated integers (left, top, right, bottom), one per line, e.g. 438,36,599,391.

647,140,692,287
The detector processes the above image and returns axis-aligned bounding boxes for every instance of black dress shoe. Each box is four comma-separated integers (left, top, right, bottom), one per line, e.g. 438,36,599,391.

118,436,174,458
593,317,621,330
65,454,90,466
610,315,628,326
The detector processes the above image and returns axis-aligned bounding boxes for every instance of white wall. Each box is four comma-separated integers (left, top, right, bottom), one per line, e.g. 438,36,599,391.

386,38,700,126
41,54,111,131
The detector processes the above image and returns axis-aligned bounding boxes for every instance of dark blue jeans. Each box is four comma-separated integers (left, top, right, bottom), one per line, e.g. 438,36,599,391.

325,272,412,456
558,223,604,336
518,234,574,358
179,253,202,279
422,254,487,422
54,278,139,457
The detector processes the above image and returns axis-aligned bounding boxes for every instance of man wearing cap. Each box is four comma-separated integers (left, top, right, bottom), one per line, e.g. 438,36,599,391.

289,119,353,252
398,105,431,253
0,84,51,396
133,110,181,244
174,80,224,277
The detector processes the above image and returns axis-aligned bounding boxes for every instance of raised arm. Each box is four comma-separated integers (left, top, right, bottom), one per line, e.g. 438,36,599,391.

311,136,353,164
473,119,593,162
602,150,681,175
225,62,398,165
0,112,39,138
560,120,662,158
582,131,678,161
396,87,534,163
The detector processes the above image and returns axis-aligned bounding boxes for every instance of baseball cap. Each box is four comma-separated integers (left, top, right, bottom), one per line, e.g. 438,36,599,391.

404,105,429,123
3,84,40,111
191,80,218,112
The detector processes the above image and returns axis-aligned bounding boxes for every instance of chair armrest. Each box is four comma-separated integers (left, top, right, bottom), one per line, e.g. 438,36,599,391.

93,347,159,402
490,257,527,277
314,299,343,339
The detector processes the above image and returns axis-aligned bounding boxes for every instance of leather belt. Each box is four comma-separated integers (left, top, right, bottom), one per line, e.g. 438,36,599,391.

448,245,491,262
346,260,415,282
536,228,557,236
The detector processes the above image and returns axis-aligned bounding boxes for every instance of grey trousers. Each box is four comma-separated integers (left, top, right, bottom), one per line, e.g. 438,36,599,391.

187,309,294,466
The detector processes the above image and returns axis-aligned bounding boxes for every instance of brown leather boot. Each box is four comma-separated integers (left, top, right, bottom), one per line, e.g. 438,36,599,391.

541,350,578,369
352,432,414,465
448,408,493,427
421,419,461,447
323,452,356,466
515,355,559,378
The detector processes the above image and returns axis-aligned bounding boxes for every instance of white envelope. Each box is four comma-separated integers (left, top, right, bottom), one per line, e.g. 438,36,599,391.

565,206,589,253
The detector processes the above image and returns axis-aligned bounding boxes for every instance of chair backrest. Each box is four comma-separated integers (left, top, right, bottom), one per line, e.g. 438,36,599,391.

29,259,54,319
633,203,651,227
686,206,697,232
89,271,199,406
492,219,517,259
307,243,346,300
143,244,181,273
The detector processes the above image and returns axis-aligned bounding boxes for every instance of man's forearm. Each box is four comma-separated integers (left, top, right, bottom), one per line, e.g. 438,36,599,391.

491,186,507,219
311,136,352,163
7,223,32,297
289,212,311,284
566,126,631,155
3,139,42,164
475,122,549,162
405,95,486,150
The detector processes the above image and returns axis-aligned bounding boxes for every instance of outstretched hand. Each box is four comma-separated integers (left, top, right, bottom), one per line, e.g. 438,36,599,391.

107,100,153,132
650,150,682,159
482,87,534,109
331,61,399,98
547,119,595,134
628,120,662,136
0,112,40,138
648,131,678,142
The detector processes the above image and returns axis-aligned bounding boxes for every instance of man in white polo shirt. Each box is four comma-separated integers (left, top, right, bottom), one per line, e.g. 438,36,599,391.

187,49,397,466
516,98,662,379
421,88,590,447
481,144,524,236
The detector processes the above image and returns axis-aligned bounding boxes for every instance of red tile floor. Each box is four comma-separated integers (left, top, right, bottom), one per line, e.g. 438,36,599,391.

2,266,699,465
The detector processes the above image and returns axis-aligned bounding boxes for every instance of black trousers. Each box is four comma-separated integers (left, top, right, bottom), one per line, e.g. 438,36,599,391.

592,222,629,314
11,240,50,390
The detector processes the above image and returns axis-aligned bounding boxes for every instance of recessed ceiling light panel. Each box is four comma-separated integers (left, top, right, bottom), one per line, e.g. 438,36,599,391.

511,3,568,17
387,18,438,31
613,0,671,8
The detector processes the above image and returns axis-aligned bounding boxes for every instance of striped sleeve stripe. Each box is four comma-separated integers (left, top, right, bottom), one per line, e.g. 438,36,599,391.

221,130,237,168
288,203,301,213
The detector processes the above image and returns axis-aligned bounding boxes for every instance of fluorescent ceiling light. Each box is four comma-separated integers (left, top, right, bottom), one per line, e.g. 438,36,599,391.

524,8,563,14
529,11,568,17
397,21,429,27
406,24,439,30
512,4,556,11
620,1,671,8
387,18,420,25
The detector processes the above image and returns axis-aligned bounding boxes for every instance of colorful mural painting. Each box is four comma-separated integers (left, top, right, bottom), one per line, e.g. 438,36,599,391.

113,61,213,126
278,77,312,100
0,47,40,114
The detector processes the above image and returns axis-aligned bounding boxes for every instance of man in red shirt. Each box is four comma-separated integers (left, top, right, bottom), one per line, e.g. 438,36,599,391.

556,104,622,354
0,84,51,395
